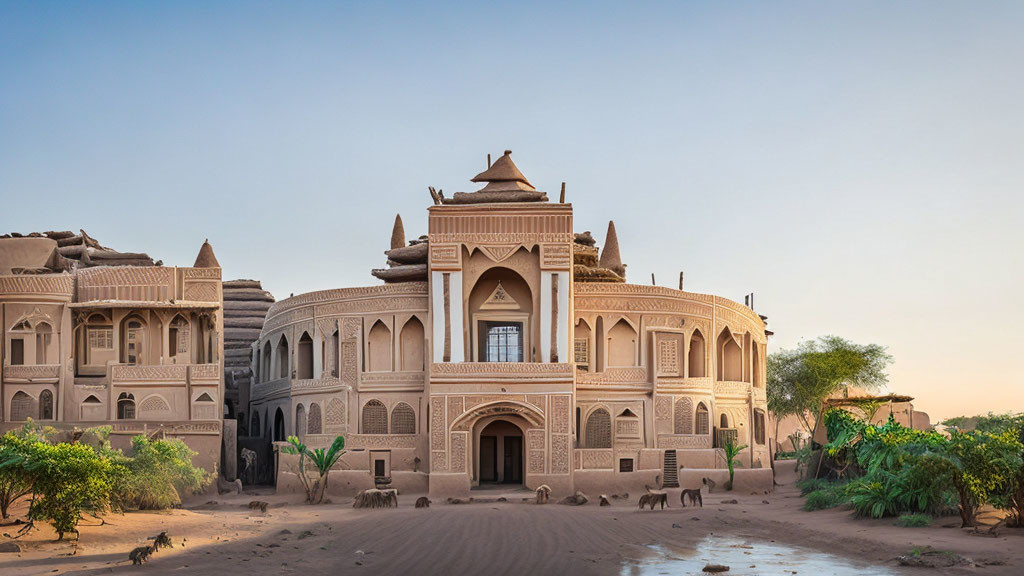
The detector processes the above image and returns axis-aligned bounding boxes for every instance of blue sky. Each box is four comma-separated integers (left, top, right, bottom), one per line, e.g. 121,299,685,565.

1,1,1022,419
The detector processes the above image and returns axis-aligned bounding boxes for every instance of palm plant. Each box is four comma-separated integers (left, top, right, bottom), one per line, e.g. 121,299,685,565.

722,440,748,491
281,435,346,504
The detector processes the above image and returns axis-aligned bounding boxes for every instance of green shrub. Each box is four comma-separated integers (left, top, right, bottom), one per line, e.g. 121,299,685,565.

895,514,933,527
117,435,212,510
803,488,846,511
848,477,901,518
797,478,832,495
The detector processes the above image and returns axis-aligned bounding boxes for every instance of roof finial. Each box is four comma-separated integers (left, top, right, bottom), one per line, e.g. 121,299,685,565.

390,214,406,250
193,238,220,268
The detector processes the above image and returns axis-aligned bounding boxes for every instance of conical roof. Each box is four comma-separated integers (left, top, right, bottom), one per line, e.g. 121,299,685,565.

193,239,220,268
390,214,406,250
471,150,535,192
599,221,623,276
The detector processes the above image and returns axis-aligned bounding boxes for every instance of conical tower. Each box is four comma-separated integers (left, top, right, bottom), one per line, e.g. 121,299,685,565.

599,221,625,279
471,150,536,192
193,239,220,268
390,214,406,250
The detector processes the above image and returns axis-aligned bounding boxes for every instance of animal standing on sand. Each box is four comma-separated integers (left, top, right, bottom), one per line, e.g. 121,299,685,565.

415,497,431,508
637,493,653,510
248,500,269,513
599,495,611,506
149,531,173,550
535,484,552,505
642,477,669,510
129,545,155,565
703,477,716,493
680,489,703,508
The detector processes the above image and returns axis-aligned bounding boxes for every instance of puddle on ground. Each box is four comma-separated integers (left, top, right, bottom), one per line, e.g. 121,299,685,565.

621,535,897,575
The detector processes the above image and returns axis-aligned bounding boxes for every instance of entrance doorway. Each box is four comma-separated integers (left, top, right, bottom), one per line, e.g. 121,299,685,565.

478,420,523,485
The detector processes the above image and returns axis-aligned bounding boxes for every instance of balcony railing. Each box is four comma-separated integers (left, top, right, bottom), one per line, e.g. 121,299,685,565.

430,362,574,382
251,377,289,400
575,367,649,387
2,364,60,382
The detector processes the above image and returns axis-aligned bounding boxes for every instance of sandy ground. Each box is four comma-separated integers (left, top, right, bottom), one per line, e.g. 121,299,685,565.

1,463,1021,576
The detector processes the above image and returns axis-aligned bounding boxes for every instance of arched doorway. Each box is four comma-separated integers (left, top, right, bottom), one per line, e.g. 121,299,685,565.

477,419,523,486
274,407,285,442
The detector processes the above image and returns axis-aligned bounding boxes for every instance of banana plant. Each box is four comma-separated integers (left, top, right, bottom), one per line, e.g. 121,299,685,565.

281,435,346,504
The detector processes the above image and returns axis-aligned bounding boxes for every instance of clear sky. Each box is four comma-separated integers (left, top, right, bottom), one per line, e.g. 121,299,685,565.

1,2,1021,421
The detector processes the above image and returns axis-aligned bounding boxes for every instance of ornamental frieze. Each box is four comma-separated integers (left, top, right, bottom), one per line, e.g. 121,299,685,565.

656,434,713,449
346,434,418,449
714,381,751,396
2,364,60,381
266,283,427,315
0,274,74,297
574,296,711,317
576,367,648,386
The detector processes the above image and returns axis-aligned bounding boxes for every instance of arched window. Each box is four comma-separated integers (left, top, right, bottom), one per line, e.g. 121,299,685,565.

262,341,272,382
329,329,339,377
584,408,612,448
574,319,592,372
716,328,742,381
362,400,388,434
168,315,189,361
390,402,416,434
117,392,136,420
607,319,638,367
35,322,52,364
251,411,261,437
399,317,424,371
674,397,694,434
276,335,289,379
754,409,766,445
10,391,36,421
297,332,313,379
751,343,762,387
308,402,322,434
121,315,147,365
720,413,730,429
696,402,710,435
688,329,706,378
295,404,306,441
367,320,392,372
39,389,53,420
274,408,285,441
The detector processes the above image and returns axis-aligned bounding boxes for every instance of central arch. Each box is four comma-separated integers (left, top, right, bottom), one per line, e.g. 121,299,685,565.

476,418,524,486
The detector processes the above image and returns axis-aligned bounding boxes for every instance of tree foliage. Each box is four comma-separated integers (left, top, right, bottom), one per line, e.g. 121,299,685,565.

767,336,892,440
281,435,346,504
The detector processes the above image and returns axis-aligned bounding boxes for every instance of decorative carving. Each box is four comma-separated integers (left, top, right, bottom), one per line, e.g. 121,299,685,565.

550,395,570,434
183,281,220,302
342,317,362,340
347,434,418,449
656,434,713,449
478,244,519,263
183,268,222,279
138,395,170,413
359,372,425,387
580,449,613,469
550,434,570,474
0,274,74,297
714,381,751,397
431,450,447,472
446,396,464,428
540,243,572,269
674,396,694,434
576,367,648,386
431,362,572,376
429,244,461,269
112,364,187,383
527,429,545,451
189,364,220,381
528,450,545,474
325,397,346,431
655,395,671,421
430,397,445,450
658,339,679,375
340,342,358,386
2,364,60,381
450,432,467,473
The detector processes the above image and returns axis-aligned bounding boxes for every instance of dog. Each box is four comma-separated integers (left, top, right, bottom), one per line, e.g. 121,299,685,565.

647,491,668,510
535,485,552,505
680,489,703,508
129,545,155,565
248,500,269,513
149,531,173,550
702,477,716,493
415,496,431,508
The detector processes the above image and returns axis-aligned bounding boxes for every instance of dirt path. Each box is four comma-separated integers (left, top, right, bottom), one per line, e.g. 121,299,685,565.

1,471,1021,575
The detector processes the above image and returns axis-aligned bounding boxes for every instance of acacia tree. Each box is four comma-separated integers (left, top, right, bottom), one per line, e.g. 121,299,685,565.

941,430,1022,527
767,336,892,444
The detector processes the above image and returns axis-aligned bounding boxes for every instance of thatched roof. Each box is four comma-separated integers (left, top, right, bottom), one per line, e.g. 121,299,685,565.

825,393,915,406
193,239,220,268
471,150,534,190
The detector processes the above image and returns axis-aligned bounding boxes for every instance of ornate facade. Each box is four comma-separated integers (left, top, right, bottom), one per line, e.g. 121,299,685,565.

251,151,773,497
0,238,225,472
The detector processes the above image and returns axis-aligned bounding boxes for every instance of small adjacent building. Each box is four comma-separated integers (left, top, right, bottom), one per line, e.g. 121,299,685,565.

0,234,225,472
